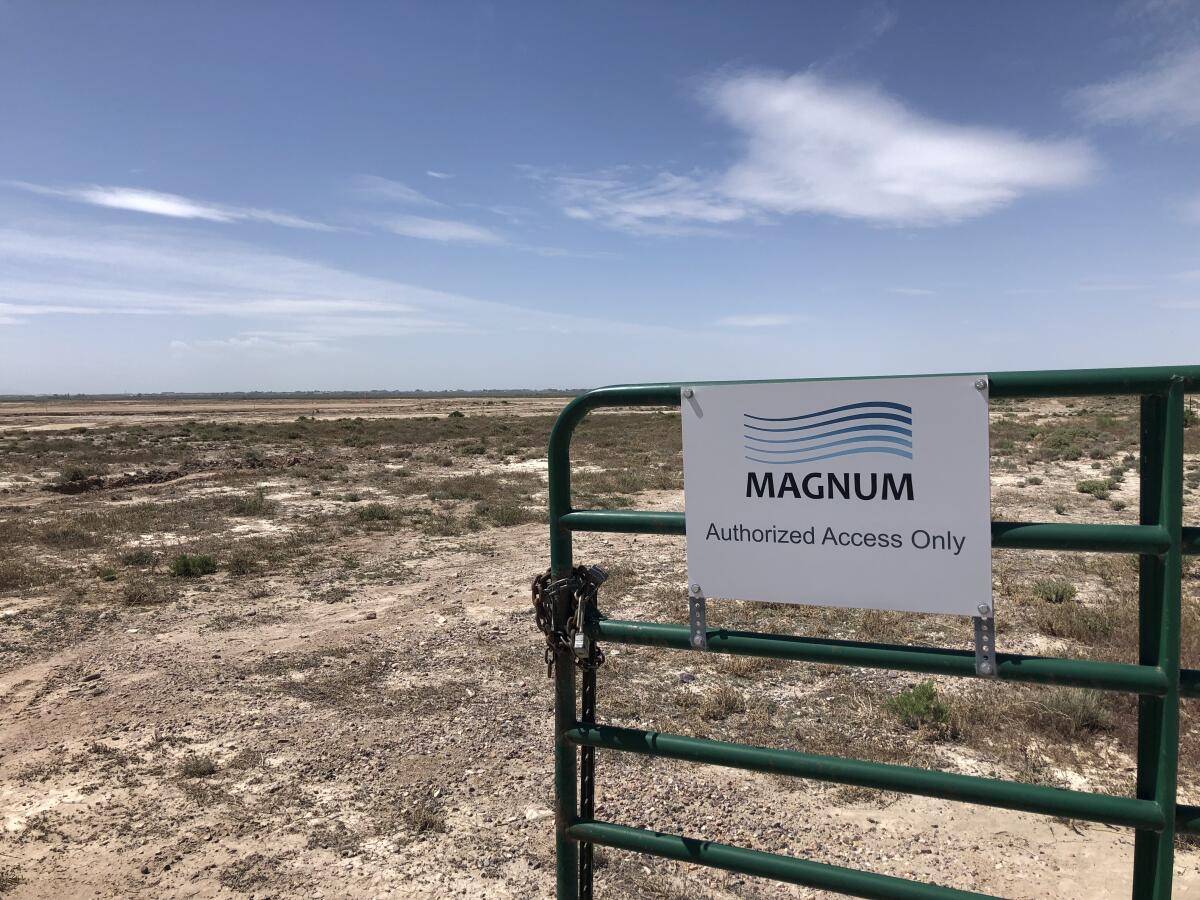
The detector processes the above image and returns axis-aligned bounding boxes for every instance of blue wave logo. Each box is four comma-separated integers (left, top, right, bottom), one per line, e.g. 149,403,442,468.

743,401,913,465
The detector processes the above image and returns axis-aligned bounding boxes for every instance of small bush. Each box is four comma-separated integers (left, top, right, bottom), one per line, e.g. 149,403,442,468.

96,567,118,582
398,799,447,835
227,487,274,516
1111,499,1128,511
122,578,172,605
355,502,397,522
1054,502,1067,515
1076,478,1115,500
119,547,157,567
226,551,257,577
475,499,541,528
1024,476,1043,486
178,753,218,778
0,558,48,592
1030,688,1111,738
170,553,218,578
55,465,103,484
448,410,465,419
885,682,947,729
1032,578,1077,604
700,685,746,720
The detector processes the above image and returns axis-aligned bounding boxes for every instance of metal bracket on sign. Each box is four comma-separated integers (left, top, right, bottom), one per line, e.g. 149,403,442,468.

688,584,707,650
973,605,997,677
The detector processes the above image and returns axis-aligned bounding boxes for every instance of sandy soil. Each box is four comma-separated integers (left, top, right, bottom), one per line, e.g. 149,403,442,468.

2,396,1198,899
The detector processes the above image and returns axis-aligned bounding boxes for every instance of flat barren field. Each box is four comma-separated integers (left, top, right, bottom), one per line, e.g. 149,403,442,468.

2,394,1200,899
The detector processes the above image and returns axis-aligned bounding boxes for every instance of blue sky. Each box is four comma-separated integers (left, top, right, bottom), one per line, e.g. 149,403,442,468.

2,1,1199,393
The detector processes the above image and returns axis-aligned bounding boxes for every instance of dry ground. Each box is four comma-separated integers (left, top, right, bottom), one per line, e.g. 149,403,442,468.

3,394,1200,899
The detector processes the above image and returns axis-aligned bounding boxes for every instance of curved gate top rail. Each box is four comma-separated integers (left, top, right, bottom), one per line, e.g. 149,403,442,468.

541,364,1200,900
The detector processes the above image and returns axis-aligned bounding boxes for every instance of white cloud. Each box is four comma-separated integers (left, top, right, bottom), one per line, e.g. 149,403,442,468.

4,181,335,230
716,314,798,328
711,73,1095,225
554,170,747,236
426,170,454,179
352,174,442,207
546,72,1095,232
1072,48,1200,131
381,214,503,244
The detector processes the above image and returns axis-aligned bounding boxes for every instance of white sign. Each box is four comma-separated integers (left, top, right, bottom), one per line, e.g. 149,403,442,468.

682,376,991,617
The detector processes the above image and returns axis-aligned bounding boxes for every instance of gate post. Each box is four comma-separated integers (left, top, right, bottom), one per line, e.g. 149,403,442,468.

549,403,582,900
1131,380,1184,899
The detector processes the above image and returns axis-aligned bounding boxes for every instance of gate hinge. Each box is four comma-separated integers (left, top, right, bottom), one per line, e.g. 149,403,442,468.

973,610,997,678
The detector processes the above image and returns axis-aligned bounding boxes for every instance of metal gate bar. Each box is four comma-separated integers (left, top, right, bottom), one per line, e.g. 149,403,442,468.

544,365,1198,900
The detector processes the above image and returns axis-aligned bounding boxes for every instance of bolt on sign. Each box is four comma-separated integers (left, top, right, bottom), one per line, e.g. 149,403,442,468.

682,376,992,616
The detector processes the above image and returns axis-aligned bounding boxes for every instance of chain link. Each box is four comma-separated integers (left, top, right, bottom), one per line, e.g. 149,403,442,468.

532,565,607,677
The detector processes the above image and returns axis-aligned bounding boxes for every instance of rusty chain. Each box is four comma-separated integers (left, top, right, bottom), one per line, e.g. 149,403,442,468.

532,564,607,677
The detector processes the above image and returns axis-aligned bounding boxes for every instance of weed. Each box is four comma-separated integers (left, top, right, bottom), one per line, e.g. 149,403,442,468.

699,684,745,720
355,502,397,522
0,558,49,591
885,682,948,729
178,753,218,778
397,798,447,835
226,487,274,516
1029,689,1112,738
1032,578,1077,604
1076,479,1116,500
96,567,118,582
123,579,173,605
170,553,218,578
1024,476,1043,486
226,550,257,577
119,547,157,567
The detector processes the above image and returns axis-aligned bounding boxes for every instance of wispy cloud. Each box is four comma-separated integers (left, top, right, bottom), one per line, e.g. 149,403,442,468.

543,71,1095,233
4,181,335,230
551,169,747,236
0,217,659,356
716,314,798,328
351,174,443,207
426,170,454,180
1072,47,1200,131
381,214,503,244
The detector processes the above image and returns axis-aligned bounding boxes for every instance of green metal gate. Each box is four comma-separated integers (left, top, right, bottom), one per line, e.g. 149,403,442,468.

540,365,1200,900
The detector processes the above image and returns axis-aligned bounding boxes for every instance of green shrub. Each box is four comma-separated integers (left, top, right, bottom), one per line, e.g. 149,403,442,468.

1030,688,1112,738
885,682,947,729
1111,499,1128,511
475,499,542,528
97,567,118,582
1076,478,1115,500
1024,476,1043,486
355,502,397,522
1054,502,1067,515
1032,578,1076,604
170,553,218,578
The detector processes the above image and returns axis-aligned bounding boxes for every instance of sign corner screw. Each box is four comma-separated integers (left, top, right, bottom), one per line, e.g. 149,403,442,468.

689,583,701,595
978,603,991,616
682,387,694,399
974,378,988,391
